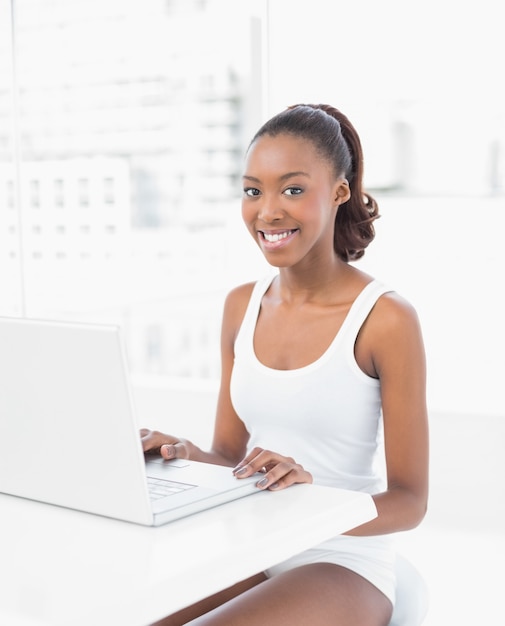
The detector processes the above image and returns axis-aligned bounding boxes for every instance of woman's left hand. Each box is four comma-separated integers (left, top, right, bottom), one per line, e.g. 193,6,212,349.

232,447,313,490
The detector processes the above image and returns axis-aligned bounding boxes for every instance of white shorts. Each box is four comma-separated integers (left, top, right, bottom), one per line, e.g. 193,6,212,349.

264,534,396,605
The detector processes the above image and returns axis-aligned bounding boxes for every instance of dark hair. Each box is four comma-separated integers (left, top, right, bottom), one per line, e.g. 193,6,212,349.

250,104,379,261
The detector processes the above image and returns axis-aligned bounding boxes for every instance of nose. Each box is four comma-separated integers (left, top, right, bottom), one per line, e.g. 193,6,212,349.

257,195,283,223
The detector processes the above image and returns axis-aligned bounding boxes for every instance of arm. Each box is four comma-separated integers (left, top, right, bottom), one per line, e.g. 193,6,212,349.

349,292,429,536
141,284,254,467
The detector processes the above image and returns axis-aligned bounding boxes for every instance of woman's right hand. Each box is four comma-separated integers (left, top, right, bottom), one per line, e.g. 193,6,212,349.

140,428,191,460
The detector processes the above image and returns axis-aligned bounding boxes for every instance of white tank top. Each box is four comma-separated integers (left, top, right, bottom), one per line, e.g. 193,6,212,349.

230,274,392,494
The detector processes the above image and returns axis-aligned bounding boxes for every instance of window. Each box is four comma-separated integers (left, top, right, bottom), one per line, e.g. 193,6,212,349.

1,0,266,380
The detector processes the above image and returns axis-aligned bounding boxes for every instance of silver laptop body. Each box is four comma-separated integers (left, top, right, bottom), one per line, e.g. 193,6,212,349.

0,317,259,526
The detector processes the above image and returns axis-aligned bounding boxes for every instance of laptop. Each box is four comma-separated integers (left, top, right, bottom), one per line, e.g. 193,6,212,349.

0,316,260,526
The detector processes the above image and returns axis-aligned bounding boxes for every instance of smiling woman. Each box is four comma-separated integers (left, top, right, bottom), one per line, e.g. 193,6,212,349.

143,103,429,625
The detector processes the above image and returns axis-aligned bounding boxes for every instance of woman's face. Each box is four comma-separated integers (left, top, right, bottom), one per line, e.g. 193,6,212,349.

241,133,349,269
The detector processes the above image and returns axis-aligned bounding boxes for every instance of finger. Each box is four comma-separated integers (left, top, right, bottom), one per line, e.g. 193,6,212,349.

235,449,295,478
141,430,179,455
160,441,189,460
141,429,162,453
256,462,313,491
232,447,264,472
233,447,283,476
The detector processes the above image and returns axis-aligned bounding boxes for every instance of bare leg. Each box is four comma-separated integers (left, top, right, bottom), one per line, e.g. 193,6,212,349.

150,573,267,626
186,563,393,626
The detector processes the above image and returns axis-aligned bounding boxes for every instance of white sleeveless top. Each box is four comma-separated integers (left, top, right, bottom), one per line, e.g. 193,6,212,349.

230,274,392,495
230,274,397,603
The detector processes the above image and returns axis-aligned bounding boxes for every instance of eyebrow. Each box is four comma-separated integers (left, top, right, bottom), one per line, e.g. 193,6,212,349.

242,171,311,183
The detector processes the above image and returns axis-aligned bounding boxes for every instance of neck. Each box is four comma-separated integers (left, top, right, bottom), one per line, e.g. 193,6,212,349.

275,257,352,305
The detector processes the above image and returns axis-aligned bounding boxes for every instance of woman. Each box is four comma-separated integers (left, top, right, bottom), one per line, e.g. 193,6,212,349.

142,104,429,625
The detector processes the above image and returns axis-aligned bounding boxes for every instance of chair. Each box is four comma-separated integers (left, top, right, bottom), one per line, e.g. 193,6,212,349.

388,554,429,626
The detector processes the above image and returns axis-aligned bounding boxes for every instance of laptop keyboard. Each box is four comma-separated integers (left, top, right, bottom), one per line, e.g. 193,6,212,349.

147,476,196,501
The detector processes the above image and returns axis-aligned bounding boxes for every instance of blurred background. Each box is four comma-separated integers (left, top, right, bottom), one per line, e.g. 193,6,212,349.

1,1,504,622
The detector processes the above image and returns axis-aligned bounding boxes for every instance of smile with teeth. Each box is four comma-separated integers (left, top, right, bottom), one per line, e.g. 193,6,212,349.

261,229,296,242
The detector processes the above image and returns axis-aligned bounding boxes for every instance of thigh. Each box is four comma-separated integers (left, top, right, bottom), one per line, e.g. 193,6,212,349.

150,572,268,626
187,563,393,626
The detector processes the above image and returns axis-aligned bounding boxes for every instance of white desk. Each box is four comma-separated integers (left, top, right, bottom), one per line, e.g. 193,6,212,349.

0,484,376,626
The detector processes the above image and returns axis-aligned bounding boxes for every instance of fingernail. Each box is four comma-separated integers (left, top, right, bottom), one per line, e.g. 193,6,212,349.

234,466,248,476
257,477,269,488
163,445,175,458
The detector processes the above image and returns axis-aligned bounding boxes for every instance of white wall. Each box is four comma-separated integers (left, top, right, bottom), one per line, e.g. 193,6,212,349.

356,195,505,417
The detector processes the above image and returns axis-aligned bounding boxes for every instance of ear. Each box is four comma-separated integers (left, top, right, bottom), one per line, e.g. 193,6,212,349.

333,179,350,206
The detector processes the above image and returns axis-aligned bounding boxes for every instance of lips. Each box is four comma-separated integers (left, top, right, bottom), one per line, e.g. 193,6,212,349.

257,228,298,253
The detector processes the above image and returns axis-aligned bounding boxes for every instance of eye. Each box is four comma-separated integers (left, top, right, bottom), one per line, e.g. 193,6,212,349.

244,187,260,197
284,186,303,196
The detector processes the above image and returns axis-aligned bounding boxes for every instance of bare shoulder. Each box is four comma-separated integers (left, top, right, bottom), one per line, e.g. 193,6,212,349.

225,281,256,305
366,290,425,362
224,281,256,316
355,289,426,380
373,290,422,331
222,281,257,341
